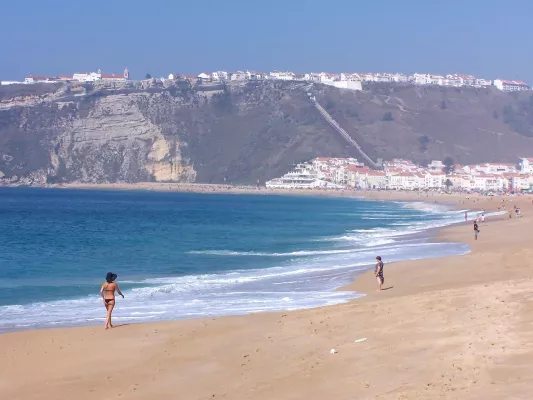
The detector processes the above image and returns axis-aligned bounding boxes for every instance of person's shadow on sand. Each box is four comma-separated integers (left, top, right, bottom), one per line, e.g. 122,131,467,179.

381,286,394,291
111,324,130,329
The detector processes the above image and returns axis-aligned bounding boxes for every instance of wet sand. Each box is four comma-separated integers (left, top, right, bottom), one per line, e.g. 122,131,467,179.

1,193,532,399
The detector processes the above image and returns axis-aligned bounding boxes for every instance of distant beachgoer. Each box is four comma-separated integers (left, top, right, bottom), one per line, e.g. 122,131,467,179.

375,256,384,291
464,211,468,221
481,213,485,223
473,221,480,240
100,272,124,330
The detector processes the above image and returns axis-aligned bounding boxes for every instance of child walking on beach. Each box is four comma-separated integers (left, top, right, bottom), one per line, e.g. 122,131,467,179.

473,221,480,241
375,256,384,291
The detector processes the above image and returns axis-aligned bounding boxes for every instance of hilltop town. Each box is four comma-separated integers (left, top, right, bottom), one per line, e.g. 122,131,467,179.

2,72,533,187
0,68,529,93
266,157,533,193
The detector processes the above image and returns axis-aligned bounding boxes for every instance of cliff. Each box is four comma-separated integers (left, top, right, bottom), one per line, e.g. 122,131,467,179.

1,80,533,185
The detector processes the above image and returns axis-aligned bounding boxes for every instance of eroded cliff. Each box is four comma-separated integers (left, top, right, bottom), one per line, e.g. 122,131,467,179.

1,80,533,185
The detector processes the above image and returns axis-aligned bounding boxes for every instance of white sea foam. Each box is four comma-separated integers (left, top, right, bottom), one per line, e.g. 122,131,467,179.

0,201,474,332
187,249,357,257
399,201,453,213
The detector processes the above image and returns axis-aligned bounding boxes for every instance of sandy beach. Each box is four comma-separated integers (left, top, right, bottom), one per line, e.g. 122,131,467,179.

45,182,363,198
1,191,532,399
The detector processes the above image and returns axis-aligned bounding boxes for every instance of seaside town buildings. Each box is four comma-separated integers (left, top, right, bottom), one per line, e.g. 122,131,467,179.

2,68,130,85
2,67,529,93
163,70,527,92
266,157,533,193
493,79,529,92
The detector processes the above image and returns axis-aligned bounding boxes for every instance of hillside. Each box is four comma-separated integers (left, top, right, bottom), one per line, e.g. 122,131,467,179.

1,80,532,185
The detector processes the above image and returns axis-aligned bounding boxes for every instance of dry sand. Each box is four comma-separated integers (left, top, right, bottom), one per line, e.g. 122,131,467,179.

1,192,532,399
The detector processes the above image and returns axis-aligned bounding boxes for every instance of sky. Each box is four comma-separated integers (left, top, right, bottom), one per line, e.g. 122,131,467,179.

2,0,533,82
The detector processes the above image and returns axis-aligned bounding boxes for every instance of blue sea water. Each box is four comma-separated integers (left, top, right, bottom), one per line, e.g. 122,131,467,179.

0,188,472,332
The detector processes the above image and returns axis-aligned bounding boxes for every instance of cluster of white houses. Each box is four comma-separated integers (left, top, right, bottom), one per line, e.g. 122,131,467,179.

266,157,533,192
0,68,130,85
1,68,529,92
184,71,528,92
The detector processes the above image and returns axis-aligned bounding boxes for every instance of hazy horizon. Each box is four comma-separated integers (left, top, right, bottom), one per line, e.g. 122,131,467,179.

2,0,533,83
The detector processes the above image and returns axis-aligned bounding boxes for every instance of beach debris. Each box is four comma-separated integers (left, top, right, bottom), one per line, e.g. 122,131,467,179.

354,338,367,343
330,348,337,354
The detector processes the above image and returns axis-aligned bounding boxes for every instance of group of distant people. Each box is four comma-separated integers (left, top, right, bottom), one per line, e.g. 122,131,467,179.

467,200,527,242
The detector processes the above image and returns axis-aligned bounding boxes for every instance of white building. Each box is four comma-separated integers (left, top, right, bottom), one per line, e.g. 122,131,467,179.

493,79,529,92
230,71,247,81
197,73,210,81
412,73,431,85
388,173,424,190
511,174,533,191
365,171,388,189
474,78,492,87
471,175,506,191
391,73,408,82
1,81,24,85
474,163,516,175
24,75,58,84
72,72,102,82
101,71,128,82
304,73,321,82
447,175,471,190
269,71,295,81
245,71,267,80
424,172,446,189
458,74,475,86
427,160,444,172
443,74,463,87
518,157,533,173
265,165,330,189
211,71,229,81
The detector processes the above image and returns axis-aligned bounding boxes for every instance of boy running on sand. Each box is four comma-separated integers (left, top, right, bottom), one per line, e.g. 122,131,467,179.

474,221,480,240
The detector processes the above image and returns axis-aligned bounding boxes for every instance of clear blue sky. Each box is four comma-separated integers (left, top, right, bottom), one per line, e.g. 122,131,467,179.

2,0,533,82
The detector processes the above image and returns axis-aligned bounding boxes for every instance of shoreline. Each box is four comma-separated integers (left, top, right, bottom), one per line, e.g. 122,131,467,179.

1,191,485,334
7,180,531,200
1,193,532,398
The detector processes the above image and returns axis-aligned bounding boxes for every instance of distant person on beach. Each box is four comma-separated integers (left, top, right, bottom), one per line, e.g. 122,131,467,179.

473,221,479,240
464,211,468,221
481,213,485,223
100,272,124,330
375,256,384,291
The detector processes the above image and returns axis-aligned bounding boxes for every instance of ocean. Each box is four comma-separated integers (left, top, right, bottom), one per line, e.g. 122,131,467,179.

0,188,472,332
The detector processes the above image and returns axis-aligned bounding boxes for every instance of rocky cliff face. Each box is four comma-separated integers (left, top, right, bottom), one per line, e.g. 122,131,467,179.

1,80,533,185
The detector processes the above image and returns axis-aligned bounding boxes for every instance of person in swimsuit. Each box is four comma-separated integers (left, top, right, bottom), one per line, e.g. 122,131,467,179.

375,256,384,291
100,272,124,330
